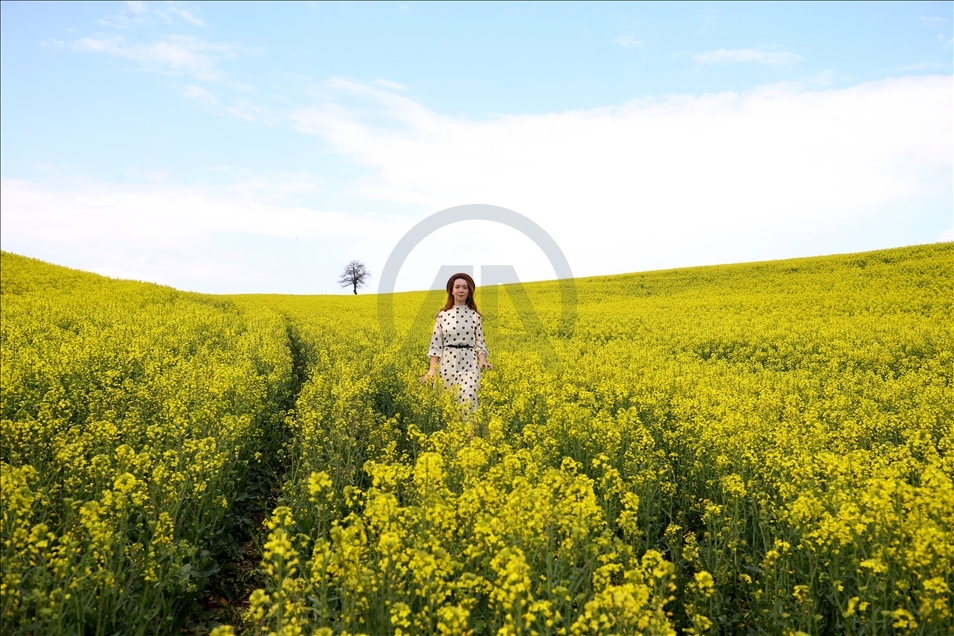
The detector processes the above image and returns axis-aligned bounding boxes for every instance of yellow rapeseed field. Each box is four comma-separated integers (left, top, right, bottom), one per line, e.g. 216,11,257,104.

1,253,295,634
2,243,951,635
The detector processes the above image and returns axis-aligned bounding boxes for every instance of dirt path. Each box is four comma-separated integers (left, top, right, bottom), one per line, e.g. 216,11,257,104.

181,321,306,635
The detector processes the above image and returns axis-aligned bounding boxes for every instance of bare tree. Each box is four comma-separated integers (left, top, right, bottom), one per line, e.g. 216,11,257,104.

338,260,371,295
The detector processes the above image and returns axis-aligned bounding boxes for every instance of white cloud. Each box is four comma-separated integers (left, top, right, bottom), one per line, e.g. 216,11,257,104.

70,34,247,81
375,79,408,91
612,34,643,49
0,177,402,293
223,100,279,125
97,1,148,28
694,48,803,66
0,175,592,295
181,84,218,105
891,61,948,73
805,70,836,85
160,5,204,27
0,178,372,244
99,1,204,28
939,228,954,242
920,16,947,27
289,75,952,280
698,9,718,35
3,76,950,293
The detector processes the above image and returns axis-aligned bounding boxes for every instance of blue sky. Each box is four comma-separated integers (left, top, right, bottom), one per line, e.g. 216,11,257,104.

2,1,951,293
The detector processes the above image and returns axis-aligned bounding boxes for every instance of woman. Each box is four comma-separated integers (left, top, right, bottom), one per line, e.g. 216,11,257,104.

420,273,492,406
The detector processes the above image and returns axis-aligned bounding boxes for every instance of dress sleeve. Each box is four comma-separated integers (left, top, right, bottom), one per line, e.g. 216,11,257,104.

474,313,488,357
427,314,444,358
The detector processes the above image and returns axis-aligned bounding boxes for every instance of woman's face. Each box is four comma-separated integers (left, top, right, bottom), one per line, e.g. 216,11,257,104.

452,278,470,303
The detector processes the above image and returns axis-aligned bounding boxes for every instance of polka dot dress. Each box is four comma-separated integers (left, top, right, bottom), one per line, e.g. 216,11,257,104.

427,305,489,407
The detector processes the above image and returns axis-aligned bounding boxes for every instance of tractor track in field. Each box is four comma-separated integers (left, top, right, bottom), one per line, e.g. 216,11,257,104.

181,319,307,635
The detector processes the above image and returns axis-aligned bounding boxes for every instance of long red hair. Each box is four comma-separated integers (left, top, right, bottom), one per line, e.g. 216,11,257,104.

438,272,481,315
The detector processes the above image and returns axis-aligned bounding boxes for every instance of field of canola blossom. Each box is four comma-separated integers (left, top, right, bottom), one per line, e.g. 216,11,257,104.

1,253,298,635
1,243,951,636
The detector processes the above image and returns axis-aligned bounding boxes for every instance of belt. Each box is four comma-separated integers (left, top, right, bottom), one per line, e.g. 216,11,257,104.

445,344,473,349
